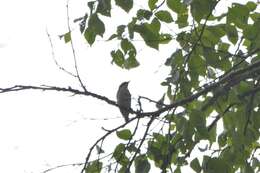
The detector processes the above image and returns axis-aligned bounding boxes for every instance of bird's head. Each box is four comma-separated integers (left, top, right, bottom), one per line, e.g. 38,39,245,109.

119,81,130,89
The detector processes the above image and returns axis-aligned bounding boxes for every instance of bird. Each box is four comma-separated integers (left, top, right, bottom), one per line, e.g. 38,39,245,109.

116,81,131,122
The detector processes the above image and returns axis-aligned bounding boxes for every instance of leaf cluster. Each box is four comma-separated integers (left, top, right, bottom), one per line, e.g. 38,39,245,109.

66,0,260,173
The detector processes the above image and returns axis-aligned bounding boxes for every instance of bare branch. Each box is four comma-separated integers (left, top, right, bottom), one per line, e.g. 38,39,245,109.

41,162,83,173
127,114,157,171
46,29,77,77
66,0,87,93
80,119,136,173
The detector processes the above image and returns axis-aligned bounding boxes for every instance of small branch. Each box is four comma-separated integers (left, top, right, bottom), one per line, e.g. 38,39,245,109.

0,85,119,108
41,162,83,173
139,95,168,107
220,48,260,80
80,118,137,173
41,151,114,173
46,29,77,77
126,114,157,171
66,0,87,93
154,0,166,12
207,103,236,131
184,0,220,64
1,60,260,120
243,80,259,135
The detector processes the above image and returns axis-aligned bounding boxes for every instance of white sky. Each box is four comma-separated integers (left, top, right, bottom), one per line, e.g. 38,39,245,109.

0,0,258,173
0,0,169,172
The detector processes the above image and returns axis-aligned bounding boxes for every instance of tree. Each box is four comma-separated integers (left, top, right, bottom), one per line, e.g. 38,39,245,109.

2,0,260,173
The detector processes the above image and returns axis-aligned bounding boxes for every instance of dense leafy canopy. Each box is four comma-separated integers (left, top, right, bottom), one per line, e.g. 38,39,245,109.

64,0,260,172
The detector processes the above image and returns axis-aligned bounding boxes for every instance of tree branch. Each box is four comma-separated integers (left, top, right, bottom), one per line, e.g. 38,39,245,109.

66,0,87,93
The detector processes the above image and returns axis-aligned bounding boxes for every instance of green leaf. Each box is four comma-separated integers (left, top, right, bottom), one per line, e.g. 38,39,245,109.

121,39,136,55
134,22,160,49
64,32,71,43
252,157,260,169
167,0,186,14
176,12,188,28
243,20,260,50
174,166,181,173
225,24,238,45
135,155,151,173
242,163,254,173
137,9,153,20
250,12,260,22
151,18,161,33
218,131,227,147
155,10,174,23
115,0,133,12
127,18,136,39
125,54,139,69
159,33,172,44
191,0,214,22
227,3,249,29
88,13,105,37
201,27,223,46
202,157,231,173
165,49,183,67
127,142,139,153
203,47,221,68
120,39,139,69
118,167,128,173
107,33,118,41
208,123,216,143
207,24,226,40
166,0,188,27
190,109,208,139
116,129,132,140
246,1,257,11
188,53,206,77
148,0,158,10
84,28,96,45
113,143,129,166
111,49,124,67
218,42,230,52
190,158,201,173
85,160,102,173
96,0,111,16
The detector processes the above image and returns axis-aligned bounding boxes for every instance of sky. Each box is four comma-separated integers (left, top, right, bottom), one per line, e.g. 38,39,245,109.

0,0,259,173
0,0,169,172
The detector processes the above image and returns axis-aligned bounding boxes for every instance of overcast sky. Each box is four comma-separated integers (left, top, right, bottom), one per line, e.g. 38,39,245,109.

0,0,170,172
0,0,258,173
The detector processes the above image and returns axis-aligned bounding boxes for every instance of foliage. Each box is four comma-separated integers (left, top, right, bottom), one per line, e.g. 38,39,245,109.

64,0,260,172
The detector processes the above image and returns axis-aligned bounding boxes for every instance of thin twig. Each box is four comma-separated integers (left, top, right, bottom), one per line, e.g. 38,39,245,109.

126,114,157,171
46,29,77,77
207,103,236,131
243,80,259,135
41,162,83,173
184,0,221,64
66,0,87,92
139,95,168,107
80,119,136,173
